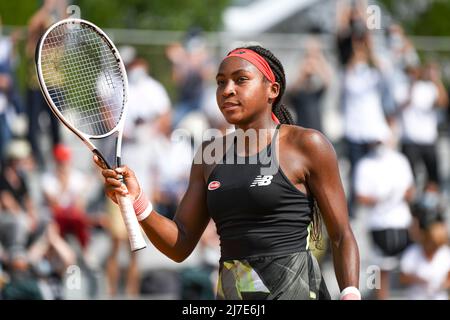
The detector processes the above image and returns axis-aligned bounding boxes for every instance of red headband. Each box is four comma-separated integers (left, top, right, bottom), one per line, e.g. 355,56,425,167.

225,48,276,83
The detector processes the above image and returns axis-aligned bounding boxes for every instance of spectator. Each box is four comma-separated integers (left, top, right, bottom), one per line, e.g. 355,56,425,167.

354,130,415,299
287,38,332,132
27,222,76,299
0,140,43,265
336,0,369,67
1,253,43,300
41,144,100,297
399,63,449,191
383,23,420,126
0,16,23,164
25,0,67,169
386,24,419,70
166,33,213,127
0,140,48,300
41,144,91,258
148,111,193,219
119,51,173,197
121,53,172,143
340,31,391,217
399,211,450,300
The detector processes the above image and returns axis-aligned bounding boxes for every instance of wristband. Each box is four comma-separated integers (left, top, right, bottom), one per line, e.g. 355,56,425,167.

133,190,153,221
339,286,361,300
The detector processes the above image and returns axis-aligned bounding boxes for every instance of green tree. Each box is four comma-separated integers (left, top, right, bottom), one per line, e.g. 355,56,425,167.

74,0,230,31
0,1,39,26
380,0,450,36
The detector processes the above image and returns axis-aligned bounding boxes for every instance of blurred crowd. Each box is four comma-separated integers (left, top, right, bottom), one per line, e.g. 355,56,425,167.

1,0,450,300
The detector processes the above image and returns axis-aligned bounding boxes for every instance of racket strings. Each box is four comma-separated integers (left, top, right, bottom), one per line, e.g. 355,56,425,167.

40,22,125,136
47,27,121,131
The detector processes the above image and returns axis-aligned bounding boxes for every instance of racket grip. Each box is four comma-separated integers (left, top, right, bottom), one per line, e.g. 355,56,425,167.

117,194,147,252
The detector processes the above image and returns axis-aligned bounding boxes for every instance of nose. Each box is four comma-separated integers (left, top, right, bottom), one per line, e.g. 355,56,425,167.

221,80,236,97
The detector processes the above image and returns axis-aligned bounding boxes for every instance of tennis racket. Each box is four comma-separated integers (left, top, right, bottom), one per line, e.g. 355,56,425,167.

35,18,147,252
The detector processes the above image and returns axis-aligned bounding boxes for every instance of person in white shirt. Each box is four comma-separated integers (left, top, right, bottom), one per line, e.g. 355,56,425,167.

123,57,172,142
399,63,448,191
400,213,450,300
147,111,193,219
341,33,392,217
355,130,415,299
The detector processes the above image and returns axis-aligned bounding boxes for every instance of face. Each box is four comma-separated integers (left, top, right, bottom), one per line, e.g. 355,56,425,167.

216,57,279,125
424,223,448,249
56,161,70,176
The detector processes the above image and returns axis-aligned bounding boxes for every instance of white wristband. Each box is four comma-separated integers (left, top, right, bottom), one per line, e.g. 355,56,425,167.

136,202,153,221
133,190,153,222
339,286,361,300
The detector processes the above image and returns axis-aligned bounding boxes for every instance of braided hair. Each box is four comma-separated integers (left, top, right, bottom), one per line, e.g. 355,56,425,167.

241,46,294,125
231,45,323,246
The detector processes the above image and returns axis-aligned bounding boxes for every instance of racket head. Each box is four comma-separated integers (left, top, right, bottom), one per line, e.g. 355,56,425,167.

36,18,128,167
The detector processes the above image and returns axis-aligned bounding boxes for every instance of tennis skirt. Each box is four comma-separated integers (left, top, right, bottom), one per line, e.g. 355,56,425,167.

216,250,330,300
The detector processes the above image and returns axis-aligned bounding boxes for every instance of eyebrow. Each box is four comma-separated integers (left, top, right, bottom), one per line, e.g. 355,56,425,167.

216,69,251,79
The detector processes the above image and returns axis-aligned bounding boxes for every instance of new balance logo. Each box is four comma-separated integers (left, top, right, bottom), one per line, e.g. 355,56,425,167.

250,175,273,187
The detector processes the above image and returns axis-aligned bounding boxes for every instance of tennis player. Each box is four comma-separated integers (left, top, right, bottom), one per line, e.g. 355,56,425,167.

96,45,360,300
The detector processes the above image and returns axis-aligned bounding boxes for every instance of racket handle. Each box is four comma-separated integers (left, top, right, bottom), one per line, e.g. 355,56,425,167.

117,194,147,252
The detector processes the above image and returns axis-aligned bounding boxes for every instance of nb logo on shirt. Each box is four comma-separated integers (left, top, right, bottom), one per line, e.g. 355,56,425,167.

250,175,273,187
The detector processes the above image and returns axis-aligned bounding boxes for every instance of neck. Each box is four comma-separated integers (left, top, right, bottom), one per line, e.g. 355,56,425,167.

234,113,278,156
235,113,277,132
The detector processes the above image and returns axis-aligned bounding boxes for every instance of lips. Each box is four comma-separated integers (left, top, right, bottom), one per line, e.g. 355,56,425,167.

222,102,240,109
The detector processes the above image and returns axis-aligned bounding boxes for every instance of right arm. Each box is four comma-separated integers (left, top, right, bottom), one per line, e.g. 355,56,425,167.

97,151,210,263
140,158,210,263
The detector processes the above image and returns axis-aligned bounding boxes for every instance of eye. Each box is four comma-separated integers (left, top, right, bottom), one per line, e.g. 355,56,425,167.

237,77,248,83
216,79,225,86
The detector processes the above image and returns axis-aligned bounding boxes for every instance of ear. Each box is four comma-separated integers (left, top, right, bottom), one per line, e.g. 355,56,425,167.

267,82,280,103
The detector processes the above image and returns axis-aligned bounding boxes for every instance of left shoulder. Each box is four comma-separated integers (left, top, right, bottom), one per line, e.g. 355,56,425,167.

280,125,337,175
281,124,335,156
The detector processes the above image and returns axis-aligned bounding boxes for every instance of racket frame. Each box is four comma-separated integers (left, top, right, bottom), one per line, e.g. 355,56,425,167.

36,18,127,169
35,18,147,252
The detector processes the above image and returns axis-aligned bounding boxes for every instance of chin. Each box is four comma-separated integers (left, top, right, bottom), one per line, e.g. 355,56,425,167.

223,114,242,125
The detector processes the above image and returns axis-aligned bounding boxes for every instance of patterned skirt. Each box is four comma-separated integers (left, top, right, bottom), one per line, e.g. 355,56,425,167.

216,251,330,300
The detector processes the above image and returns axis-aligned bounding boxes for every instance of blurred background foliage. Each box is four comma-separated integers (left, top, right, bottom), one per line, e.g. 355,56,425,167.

74,0,230,30
0,0,230,30
380,0,450,36
380,0,450,85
